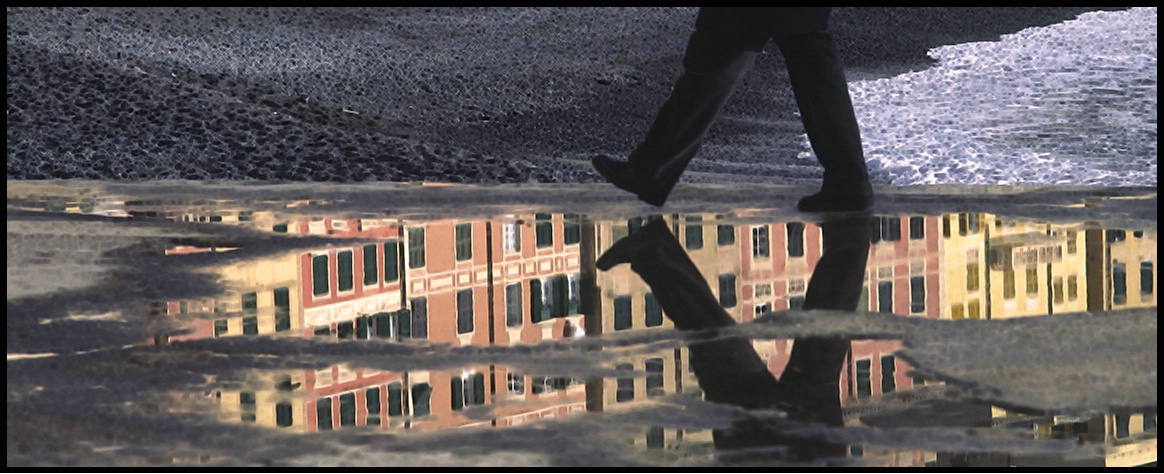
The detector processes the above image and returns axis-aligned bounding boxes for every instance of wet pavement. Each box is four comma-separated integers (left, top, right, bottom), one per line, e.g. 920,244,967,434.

6,181,1157,468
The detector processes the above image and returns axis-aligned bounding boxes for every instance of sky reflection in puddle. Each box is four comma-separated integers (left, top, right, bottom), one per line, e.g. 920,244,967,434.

6,182,1156,467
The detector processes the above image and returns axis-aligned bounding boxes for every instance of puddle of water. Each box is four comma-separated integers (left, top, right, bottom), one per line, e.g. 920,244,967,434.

6,182,1156,467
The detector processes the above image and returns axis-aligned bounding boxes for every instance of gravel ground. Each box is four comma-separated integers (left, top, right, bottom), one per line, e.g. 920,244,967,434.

6,7,1127,184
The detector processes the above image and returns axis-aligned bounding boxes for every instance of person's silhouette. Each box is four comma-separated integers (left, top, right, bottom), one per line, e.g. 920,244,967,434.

592,7,873,212
596,212,872,460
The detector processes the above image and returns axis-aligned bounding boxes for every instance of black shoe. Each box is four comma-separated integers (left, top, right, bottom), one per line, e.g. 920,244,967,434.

591,154,672,207
596,218,672,271
797,190,874,213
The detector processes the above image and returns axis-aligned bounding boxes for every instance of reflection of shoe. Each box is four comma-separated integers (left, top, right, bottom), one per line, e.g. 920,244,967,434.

596,218,671,271
591,154,672,207
797,190,874,213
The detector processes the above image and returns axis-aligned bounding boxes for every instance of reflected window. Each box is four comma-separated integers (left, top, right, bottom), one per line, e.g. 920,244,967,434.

879,217,901,242
276,401,293,428
408,227,426,269
616,363,634,402
569,275,581,316
337,250,354,292
645,358,664,397
1053,277,1065,305
239,391,256,423
455,223,472,261
274,287,291,332
452,372,486,410
878,281,893,314
505,283,523,327
321,392,354,429
752,226,770,258
1106,230,1127,243
1067,231,1078,254
456,289,474,334
536,213,553,248
966,263,980,292
312,254,329,296
507,373,525,395
242,292,258,311
366,387,381,419
317,397,333,431
1113,262,1127,305
273,223,288,233
242,316,258,336
1145,410,1157,431
410,298,428,339
503,221,521,254
755,302,772,317
881,355,896,394
1115,414,1131,438
855,359,871,398
336,320,354,340
787,222,806,258
910,276,925,313
564,214,581,245
551,275,570,318
968,299,981,319
685,216,703,250
214,319,228,337
1003,269,1016,300
942,215,951,238
951,304,965,320
644,293,663,328
789,295,805,310
1025,266,1038,296
1067,275,1079,301
959,213,979,235
909,216,925,240
387,382,403,417
717,221,735,246
1141,261,1154,296
646,426,664,450
373,309,411,340
363,244,379,285
350,315,366,340
718,274,737,308
529,279,545,323
411,383,431,417
627,215,662,236
614,295,632,330
384,241,400,283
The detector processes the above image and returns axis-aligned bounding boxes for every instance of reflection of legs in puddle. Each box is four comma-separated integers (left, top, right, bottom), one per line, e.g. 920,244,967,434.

597,214,872,455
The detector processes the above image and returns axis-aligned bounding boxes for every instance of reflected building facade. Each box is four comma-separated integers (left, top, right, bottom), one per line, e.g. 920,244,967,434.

145,205,1153,466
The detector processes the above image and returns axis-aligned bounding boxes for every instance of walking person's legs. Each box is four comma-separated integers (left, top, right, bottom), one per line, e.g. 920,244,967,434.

592,28,758,206
775,31,874,212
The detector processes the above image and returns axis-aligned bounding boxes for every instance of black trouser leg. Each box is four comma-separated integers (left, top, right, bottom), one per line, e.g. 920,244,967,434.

777,214,872,427
630,30,757,188
622,221,781,410
776,31,871,195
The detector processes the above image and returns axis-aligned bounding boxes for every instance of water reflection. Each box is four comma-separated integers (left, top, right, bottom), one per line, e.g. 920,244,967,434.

595,212,873,463
7,185,1155,467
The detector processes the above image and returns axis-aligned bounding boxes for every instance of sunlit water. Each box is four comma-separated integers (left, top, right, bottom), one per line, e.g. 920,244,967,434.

826,7,1158,187
6,182,1157,467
